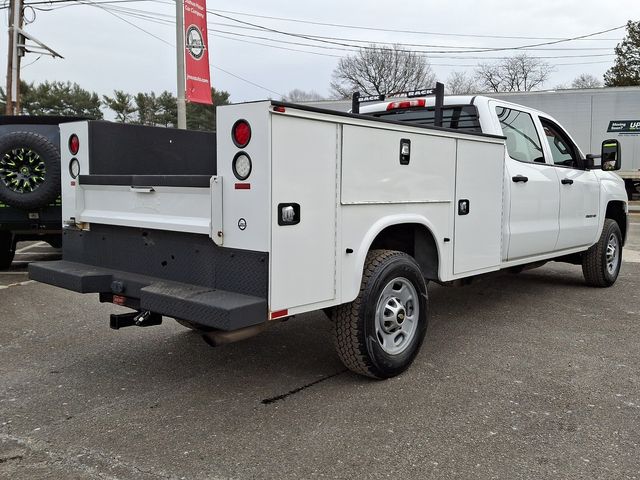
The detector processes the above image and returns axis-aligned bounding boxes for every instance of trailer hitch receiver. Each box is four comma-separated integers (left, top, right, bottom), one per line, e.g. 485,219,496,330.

110,310,163,330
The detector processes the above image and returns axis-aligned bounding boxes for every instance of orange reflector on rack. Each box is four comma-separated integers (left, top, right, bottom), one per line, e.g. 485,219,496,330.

386,99,426,111
270,309,288,320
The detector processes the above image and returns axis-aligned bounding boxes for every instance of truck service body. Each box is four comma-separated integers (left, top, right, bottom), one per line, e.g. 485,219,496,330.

310,86,640,199
30,90,628,378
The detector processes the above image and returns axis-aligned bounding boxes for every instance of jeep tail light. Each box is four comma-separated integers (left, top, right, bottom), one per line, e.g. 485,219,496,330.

386,99,426,111
69,134,80,155
232,120,251,148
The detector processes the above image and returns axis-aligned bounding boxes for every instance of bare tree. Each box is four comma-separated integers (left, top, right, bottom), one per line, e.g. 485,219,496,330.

571,73,603,89
475,54,554,92
330,44,436,98
446,71,478,94
282,89,325,102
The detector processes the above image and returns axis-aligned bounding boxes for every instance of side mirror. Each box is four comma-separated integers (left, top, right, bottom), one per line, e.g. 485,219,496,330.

584,154,595,169
601,139,621,171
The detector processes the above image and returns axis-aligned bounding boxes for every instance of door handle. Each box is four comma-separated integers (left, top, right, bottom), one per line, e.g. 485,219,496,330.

130,186,155,193
512,175,529,183
561,178,574,185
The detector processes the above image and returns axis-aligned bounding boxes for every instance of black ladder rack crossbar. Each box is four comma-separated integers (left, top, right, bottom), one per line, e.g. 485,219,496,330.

351,82,445,127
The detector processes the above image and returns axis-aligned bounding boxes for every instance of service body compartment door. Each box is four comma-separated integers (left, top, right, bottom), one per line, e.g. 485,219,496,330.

453,140,505,275
341,125,455,204
270,115,338,311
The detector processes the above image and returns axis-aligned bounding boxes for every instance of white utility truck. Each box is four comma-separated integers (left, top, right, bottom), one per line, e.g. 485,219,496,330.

30,84,628,379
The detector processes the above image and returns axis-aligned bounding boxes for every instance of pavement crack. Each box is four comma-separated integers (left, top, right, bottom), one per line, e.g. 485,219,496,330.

0,454,23,463
261,369,347,405
0,280,36,290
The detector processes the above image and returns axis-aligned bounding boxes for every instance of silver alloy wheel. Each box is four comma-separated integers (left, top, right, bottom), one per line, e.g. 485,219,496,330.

374,277,419,355
606,233,620,275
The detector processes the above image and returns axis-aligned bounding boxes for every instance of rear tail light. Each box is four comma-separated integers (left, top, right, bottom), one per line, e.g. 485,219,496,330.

232,120,251,148
386,99,426,111
68,134,80,155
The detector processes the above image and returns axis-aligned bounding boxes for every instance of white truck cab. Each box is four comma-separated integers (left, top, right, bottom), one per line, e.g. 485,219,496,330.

361,94,627,265
30,85,628,379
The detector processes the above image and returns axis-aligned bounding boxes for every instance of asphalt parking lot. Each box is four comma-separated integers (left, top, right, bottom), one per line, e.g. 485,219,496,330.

1,221,640,480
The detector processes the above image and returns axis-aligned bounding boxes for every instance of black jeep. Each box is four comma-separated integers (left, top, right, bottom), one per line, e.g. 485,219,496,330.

0,116,83,268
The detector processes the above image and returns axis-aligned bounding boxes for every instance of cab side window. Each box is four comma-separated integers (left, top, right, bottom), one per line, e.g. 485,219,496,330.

496,106,545,164
540,119,579,168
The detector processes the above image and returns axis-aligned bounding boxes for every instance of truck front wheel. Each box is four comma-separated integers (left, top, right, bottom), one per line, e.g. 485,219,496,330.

582,218,622,287
333,250,428,379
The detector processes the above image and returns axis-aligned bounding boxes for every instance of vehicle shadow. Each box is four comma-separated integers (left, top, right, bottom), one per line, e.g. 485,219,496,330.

43,263,600,400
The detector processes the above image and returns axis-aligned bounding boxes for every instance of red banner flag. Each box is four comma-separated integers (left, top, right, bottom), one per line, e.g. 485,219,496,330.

184,0,212,105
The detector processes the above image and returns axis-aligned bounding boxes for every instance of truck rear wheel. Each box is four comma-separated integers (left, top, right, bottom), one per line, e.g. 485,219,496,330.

0,232,15,269
582,218,622,287
333,250,428,379
0,132,61,210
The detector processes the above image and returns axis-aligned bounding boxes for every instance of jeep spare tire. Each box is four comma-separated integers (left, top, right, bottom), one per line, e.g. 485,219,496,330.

0,131,61,209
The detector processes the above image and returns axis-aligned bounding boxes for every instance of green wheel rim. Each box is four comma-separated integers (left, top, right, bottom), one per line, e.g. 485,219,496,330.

0,147,46,193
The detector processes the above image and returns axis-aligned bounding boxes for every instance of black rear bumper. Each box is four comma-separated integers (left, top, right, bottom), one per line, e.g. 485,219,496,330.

28,225,269,331
30,260,267,331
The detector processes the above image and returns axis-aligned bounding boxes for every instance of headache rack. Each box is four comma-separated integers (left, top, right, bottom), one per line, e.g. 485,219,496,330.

351,82,445,126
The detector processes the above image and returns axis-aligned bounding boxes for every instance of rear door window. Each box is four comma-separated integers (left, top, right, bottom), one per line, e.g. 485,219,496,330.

371,105,482,133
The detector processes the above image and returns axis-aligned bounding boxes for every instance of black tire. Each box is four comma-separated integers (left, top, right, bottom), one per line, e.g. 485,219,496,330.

0,132,61,209
45,235,63,249
333,249,428,379
582,219,622,287
175,318,213,332
0,232,15,269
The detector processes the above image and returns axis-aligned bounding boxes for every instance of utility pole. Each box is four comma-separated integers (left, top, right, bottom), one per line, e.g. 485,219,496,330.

4,0,63,115
176,0,187,129
5,0,23,115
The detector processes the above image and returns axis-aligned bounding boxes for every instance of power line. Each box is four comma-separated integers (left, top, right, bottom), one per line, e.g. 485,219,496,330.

205,25,615,60
81,0,172,46
73,0,285,97
207,7,624,42
0,0,157,9
213,65,283,97
35,1,623,58
75,3,618,61
23,0,616,95
210,11,625,56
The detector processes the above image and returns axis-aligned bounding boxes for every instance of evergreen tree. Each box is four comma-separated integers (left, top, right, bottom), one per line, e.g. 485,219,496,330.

134,92,158,125
604,20,640,86
1,81,102,118
186,88,231,131
156,91,178,127
102,90,136,123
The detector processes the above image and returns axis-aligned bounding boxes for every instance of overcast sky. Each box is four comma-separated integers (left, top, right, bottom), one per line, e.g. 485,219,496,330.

1,0,636,103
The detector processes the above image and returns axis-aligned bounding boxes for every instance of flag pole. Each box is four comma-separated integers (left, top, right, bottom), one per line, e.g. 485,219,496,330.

176,0,187,129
